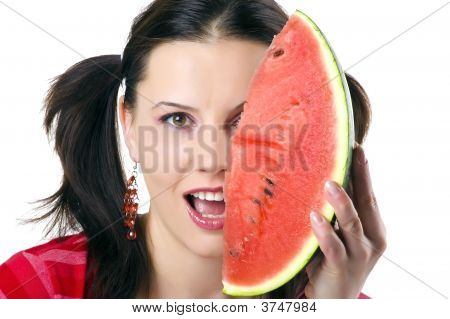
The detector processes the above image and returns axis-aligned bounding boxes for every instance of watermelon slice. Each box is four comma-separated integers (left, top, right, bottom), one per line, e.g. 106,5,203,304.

222,9,355,296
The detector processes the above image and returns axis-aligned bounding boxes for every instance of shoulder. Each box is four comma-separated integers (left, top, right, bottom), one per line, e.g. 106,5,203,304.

296,291,371,299
357,292,370,299
0,232,88,299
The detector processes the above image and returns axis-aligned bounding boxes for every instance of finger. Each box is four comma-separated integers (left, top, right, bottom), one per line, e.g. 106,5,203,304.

324,180,367,257
310,211,347,268
306,251,323,278
344,175,354,202
351,145,387,251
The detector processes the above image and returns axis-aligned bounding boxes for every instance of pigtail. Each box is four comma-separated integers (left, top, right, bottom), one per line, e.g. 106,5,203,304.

29,55,149,298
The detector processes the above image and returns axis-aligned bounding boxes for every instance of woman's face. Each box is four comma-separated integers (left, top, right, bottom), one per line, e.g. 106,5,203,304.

120,39,268,258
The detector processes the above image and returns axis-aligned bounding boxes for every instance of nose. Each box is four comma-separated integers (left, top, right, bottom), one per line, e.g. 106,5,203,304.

195,125,229,174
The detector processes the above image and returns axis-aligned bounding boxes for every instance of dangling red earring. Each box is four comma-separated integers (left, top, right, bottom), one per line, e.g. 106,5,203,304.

123,162,139,240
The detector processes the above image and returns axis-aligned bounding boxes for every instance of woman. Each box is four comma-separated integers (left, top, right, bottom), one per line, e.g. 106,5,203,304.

0,0,386,298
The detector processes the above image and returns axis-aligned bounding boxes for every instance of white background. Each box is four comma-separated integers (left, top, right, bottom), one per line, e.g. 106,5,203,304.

0,0,449,299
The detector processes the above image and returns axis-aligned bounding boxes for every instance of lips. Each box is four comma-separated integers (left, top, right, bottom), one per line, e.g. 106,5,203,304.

183,186,226,231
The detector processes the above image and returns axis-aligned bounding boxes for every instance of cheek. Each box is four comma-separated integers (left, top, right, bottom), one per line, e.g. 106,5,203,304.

137,124,194,175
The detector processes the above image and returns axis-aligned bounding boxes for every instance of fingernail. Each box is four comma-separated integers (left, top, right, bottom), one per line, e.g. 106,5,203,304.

310,211,324,225
357,145,368,166
325,181,341,197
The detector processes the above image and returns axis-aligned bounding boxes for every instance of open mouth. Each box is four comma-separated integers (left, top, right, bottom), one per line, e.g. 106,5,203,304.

184,190,226,218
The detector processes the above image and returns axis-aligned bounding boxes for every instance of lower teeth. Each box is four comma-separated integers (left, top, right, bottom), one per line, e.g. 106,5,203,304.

199,212,225,218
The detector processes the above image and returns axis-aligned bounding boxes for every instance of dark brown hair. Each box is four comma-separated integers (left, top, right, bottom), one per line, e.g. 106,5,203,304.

29,0,371,298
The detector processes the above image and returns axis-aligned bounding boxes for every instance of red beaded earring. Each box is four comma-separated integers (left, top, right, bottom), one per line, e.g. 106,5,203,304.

123,162,139,240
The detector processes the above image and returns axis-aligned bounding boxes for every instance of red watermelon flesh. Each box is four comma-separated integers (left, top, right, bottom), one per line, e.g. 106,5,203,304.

222,9,355,296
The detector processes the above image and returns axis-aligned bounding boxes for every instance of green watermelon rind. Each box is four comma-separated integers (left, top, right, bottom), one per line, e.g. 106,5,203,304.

222,9,355,297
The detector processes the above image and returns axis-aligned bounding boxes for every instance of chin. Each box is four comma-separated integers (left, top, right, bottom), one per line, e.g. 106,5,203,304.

186,232,224,259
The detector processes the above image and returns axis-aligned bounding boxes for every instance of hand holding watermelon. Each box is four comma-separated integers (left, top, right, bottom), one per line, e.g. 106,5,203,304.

306,144,387,298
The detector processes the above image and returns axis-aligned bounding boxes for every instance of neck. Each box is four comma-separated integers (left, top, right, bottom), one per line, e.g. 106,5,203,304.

139,212,233,299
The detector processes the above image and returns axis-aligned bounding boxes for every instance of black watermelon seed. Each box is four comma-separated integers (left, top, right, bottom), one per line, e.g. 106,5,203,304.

265,177,274,186
264,188,273,197
247,215,256,224
229,248,240,257
273,48,284,58
253,198,262,205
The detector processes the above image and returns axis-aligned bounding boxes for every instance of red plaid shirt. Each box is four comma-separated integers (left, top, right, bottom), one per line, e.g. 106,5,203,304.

0,233,369,299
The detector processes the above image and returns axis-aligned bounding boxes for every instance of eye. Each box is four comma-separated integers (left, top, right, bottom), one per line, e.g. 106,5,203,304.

161,112,195,129
230,113,242,129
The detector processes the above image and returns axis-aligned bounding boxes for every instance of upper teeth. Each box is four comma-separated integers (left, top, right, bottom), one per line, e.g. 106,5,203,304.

191,191,224,201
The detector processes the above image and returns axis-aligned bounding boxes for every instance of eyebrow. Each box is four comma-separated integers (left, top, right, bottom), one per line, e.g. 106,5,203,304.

153,100,247,113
